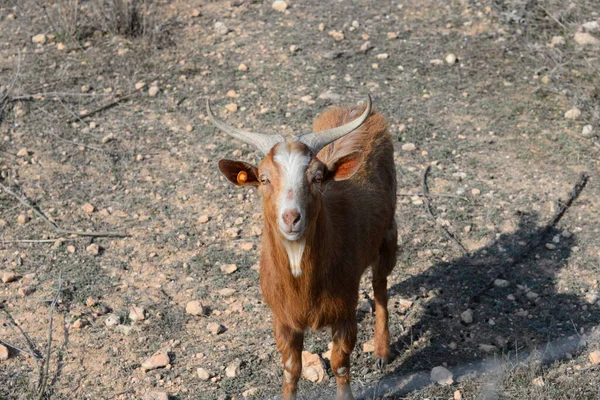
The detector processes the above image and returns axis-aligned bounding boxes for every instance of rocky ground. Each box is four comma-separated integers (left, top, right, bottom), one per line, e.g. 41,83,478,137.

1,0,599,399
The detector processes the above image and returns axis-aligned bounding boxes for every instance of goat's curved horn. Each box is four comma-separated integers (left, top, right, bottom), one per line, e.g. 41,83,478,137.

298,95,372,154
206,99,284,155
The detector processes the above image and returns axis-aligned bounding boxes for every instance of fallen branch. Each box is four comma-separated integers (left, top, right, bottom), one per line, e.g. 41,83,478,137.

398,192,469,201
470,172,589,303
66,93,136,124
0,181,129,238
0,338,39,359
0,308,42,360
421,165,470,257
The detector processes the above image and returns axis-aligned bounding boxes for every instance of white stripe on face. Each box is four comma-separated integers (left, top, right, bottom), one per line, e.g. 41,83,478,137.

273,144,310,229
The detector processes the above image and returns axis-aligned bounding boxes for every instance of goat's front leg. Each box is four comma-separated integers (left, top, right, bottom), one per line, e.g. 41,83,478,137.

331,317,357,400
273,320,304,400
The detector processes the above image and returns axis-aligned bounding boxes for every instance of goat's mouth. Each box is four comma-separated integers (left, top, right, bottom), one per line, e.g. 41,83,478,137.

279,226,305,241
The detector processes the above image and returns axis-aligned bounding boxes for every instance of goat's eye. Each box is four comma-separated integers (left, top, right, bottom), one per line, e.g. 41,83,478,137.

259,174,269,185
313,171,323,184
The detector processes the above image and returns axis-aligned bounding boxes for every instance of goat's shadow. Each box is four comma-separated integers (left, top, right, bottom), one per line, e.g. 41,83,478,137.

359,212,599,398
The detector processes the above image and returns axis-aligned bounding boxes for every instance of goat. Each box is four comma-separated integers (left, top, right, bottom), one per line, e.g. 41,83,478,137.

208,95,397,400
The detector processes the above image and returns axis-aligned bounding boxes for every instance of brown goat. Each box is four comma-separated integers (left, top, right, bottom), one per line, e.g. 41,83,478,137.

209,96,397,400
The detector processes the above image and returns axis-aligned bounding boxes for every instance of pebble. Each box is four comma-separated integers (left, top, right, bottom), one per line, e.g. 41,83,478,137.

526,291,539,300
197,367,211,380
17,214,29,224
191,8,201,17
2,271,18,283
207,322,226,335
85,297,97,307
328,30,344,41
545,243,556,250
494,279,509,288
142,392,168,400
17,148,28,157
585,293,598,305
185,124,193,132
461,309,473,324
101,133,115,144
220,264,238,274
32,33,46,44
198,215,209,224
582,21,600,32
141,350,170,372
86,243,100,256
243,388,260,398
454,390,462,400
301,351,326,383
225,358,242,377
238,63,248,72
81,85,90,93
479,344,497,353
218,288,236,297
67,245,76,253
589,350,600,365
471,188,481,195
376,53,389,60
0,345,9,361
445,53,457,65
81,203,95,214
186,300,208,316
430,366,453,385
272,0,288,12
549,36,565,47
574,32,600,46
430,59,444,65
105,314,120,327
240,242,253,251
564,108,581,120
362,339,375,353
532,377,544,387
225,103,238,112
129,305,146,321
214,22,229,36
148,86,160,97
18,286,35,297
581,125,593,137
71,318,87,329
135,81,146,90
387,32,398,39
401,143,416,151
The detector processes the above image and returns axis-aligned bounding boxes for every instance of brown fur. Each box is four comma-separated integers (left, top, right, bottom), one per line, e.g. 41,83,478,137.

257,104,397,399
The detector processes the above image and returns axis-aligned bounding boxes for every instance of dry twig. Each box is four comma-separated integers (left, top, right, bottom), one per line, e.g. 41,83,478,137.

421,165,470,257
0,50,21,120
0,181,129,238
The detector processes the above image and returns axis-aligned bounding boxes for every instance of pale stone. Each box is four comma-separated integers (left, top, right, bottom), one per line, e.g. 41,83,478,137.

564,108,581,120
328,31,344,41
574,32,600,46
446,53,457,65
81,203,95,214
461,309,473,324
301,351,326,383
86,243,100,255
148,86,159,97
129,305,146,321
186,300,207,316
2,272,18,283
272,0,288,12
0,345,9,361
402,143,416,151
32,34,46,44
197,368,211,380
589,350,600,365
225,358,242,377
431,366,453,385
220,264,238,274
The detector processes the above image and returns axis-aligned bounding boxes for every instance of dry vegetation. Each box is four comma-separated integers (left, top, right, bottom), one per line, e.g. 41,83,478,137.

1,0,599,399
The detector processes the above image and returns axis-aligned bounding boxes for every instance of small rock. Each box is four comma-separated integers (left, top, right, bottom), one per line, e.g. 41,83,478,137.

17,214,29,224
445,53,457,65
272,0,288,12
225,358,242,377
129,305,146,321
81,203,95,214
585,292,598,305
57,43,67,51
401,143,416,151
148,86,159,97
358,301,372,313
581,125,593,137
66,245,76,253
16,148,29,157
225,103,238,112
0,345,9,361
218,288,236,297
185,125,194,132
243,387,260,398
32,34,46,44
85,297,97,307
532,377,544,387
238,63,248,72
471,188,481,195
398,298,413,309
564,108,581,120
214,21,229,36
207,322,226,335
86,243,100,256
220,264,238,274
376,53,389,60
507,294,516,301
461,309,473,324
431,366,453,385
387,32,398,39
18,286,35,297
301,351,326,383
142,392,169,400
198,215,210,224
105,313,120,327
430,59,444,65
197,367,211,380
2,271,18,283
116,325,134,335
135,81,146,90
454,390,462,400
186,300,208,316
589,350,600,365
494,279,510,288
545,243,556,250
362,339,375,353
81,85,90,93
141,350,170,372
7,13,15,20
549,36,565,47
191,8,201,17
574,32,600,46
101,133,115,144
582,21,600,32
71,318,87,329
526,291,539,300
479,344,497,353
328,30,344,41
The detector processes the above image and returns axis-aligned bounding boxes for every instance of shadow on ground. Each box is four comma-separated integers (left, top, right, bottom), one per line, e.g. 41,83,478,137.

357,212,600,398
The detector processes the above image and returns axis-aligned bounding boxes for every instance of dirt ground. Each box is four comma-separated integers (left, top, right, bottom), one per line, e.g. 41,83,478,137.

1,0,599,399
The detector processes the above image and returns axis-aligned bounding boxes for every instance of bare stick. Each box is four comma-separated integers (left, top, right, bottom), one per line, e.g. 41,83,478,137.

0,238,77,244
0,338,39,359
66,93,136,123
37,271,63,399
0,50,22,119
421,165,470,257
470,173,589,303
397,192,469,201
0,181,129,238
1,308,42,360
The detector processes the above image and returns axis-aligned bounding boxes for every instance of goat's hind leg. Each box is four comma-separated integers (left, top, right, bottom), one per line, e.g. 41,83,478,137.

273,321,304,400
371,221,397,370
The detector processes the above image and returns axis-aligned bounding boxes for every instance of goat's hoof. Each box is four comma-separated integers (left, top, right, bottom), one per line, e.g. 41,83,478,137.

375,357,388,371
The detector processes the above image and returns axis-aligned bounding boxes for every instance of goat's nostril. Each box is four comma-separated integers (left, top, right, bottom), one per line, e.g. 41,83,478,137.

282,210,301,227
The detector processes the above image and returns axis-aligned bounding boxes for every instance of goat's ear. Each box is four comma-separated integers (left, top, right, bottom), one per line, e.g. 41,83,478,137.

218,159,260,187
326,152,363,181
